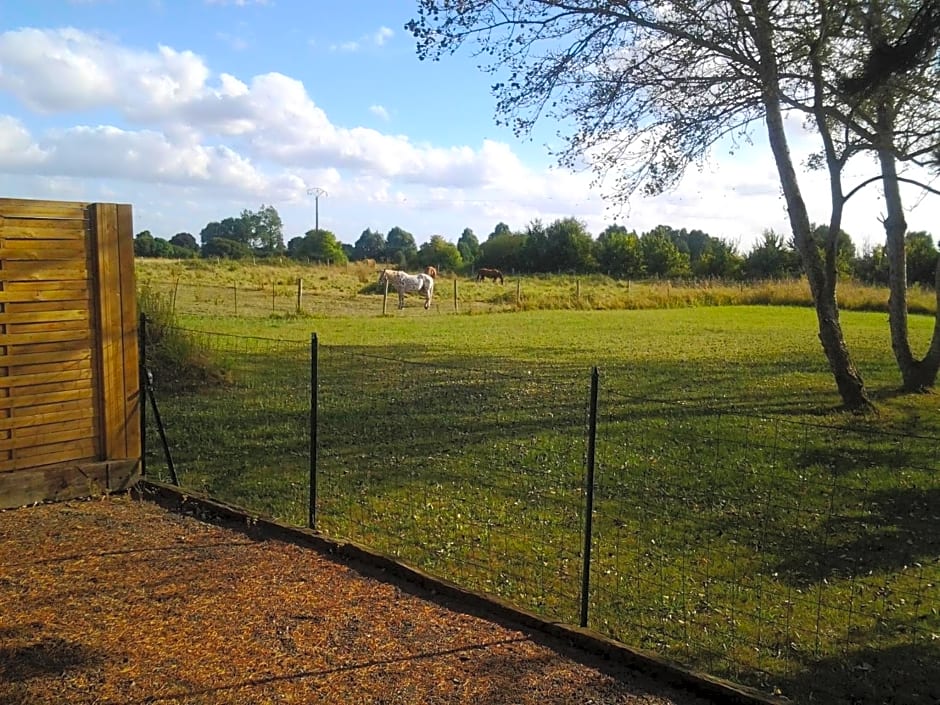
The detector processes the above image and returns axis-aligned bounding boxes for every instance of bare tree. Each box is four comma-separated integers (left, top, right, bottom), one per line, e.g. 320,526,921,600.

828,0,940,390
408,0,873,409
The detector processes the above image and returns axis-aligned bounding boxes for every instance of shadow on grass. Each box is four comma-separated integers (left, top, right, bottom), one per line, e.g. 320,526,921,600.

769,486,940,586
781,640,940,705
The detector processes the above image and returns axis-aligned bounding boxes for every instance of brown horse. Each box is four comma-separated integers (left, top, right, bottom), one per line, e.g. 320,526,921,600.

476,268,504,284
424,265,438,279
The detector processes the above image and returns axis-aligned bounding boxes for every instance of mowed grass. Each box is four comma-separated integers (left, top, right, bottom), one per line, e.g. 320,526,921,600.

138,260,940,705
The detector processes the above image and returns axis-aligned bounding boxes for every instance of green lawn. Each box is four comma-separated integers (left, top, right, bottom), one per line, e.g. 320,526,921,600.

140,271,940,705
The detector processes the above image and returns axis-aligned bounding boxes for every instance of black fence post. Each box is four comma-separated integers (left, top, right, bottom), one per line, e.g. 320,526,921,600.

139,312,147,477
309,332,319,530
580,366,599,628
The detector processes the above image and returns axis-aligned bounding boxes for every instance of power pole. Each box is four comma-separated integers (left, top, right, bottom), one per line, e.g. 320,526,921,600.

307,187,328,233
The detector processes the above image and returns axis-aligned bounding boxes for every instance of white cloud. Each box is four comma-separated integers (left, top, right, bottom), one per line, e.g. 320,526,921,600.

369,104,390,121
330,26,394,52
372,27,393,46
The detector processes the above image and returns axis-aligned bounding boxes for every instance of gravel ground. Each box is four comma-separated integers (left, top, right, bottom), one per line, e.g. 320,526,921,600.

0,494,719,705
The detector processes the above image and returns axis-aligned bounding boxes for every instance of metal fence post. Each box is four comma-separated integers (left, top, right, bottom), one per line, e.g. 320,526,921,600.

309,332,319,530
580,366,599,628
139,312,147,477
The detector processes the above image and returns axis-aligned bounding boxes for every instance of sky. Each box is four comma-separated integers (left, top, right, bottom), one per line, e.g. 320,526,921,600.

1,0,939,253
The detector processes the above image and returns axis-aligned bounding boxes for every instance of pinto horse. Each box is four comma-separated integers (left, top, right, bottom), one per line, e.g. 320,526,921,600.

378,269,435,310
476,268,504,284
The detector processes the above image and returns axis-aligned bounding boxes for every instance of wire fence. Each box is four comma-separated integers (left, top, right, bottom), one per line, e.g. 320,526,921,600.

140,277,517,318
142,324,940,705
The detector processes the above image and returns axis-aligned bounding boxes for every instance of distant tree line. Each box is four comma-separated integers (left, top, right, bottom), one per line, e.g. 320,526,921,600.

133,205,939,287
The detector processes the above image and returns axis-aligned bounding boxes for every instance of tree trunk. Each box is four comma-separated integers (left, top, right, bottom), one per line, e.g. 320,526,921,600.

751,0,872,411
877,133,940,390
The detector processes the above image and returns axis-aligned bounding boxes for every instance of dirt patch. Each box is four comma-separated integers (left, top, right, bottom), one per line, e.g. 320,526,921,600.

0,494,718,705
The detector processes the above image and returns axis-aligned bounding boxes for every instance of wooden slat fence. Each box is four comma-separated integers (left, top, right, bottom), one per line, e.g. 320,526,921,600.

0,198,140,507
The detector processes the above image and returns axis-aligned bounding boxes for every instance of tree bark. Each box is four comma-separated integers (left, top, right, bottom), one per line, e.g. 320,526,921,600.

751,0,873,411
877,120,940,390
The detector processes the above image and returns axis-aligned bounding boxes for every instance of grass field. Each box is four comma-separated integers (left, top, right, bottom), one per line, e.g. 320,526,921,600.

137,259,940,705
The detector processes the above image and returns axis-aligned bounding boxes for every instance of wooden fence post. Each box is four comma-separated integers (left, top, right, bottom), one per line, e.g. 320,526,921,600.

382,279,389,315
454,279,458,312
297,278,304,314
516,279,521,307
233,283,238,316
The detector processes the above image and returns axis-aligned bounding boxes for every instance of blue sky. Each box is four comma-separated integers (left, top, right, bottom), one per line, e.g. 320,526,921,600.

1,0,938,252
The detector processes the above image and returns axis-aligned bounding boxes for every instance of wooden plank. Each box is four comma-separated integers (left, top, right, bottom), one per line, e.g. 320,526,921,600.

3,300,89,314
0,367,92,390
1,438,97,471
2,279,88,293
0,246,86,260
0,329,90,346
4,338,90,356
0,287,89,304
0,309,87,325
116,202,141,460
0,379,94,409
0,402,93,428
7,436,96,462
0,383,94,413
0,420,95,451
1,422,94,449
1,260,87,281
3,360,90,382
4,357,91,378
8,318,89,335
0,458,139,508
0,348,92,367
91,203,124,460
0,198,87,220
1,238,86,252
1,219,86,239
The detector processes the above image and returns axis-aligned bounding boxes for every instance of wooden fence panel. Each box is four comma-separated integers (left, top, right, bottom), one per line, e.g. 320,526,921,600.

0,198,140,507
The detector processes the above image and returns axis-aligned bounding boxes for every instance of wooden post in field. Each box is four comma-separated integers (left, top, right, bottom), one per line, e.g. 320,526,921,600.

516,279,521,307
297,278,303,314
576,279,581,301
233,283,238,316
453,278,458,312
382,279,389,315
271,282,276,312
172,277,180,315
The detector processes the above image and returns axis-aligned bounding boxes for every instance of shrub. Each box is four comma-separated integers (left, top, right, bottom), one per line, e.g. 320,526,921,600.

138,288,228,390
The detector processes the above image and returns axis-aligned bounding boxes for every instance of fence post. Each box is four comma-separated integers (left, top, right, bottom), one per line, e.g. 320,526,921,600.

272,282,276,312
580,366,599,628
576,279,581,302
516,279,521,307
138,312,147,477
171,277,180,315
233,283,238,316
297,278,304,314
382,279,389,315
309,332,319,530
453,278,458,312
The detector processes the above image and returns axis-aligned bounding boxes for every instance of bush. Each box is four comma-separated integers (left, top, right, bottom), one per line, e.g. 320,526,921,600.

138,288,228,390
